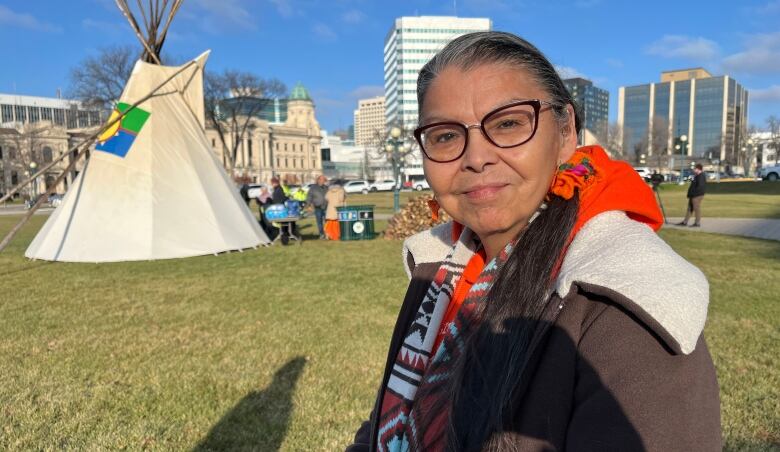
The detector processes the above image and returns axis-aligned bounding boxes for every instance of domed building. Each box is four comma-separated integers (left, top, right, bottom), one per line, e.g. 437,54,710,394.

205,82,323,185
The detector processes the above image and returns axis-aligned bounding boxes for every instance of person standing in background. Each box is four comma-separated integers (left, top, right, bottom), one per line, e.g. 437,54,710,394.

324,182,346,241
677,164,707,227
307,175,329,239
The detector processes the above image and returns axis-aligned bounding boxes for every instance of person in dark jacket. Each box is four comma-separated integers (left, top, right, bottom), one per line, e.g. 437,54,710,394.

269,176,295,245
346,32,720,452
306,175,329,239
677,163,707,227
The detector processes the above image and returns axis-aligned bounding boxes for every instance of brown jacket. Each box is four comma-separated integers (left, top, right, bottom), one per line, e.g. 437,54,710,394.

325,185,346,220
347,212,721,451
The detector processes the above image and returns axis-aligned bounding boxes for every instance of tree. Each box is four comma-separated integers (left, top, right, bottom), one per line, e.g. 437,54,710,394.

649,116,670,168
741,125,760,176
68,45,137,111
0,123,54,198
767,115,780,165
204,70,286,173
607,122,627,160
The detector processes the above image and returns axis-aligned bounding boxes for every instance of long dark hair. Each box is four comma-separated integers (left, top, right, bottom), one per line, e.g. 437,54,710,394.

415,32,582,450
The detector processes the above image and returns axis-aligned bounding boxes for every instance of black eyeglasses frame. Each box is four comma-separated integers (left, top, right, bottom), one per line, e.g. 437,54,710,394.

413,99,563,163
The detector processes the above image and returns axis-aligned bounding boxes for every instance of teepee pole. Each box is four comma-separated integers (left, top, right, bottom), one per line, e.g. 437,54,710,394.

0,58,198,206
0,59,199,253
0,147,75,204
0,140,92,253
116,0,162,64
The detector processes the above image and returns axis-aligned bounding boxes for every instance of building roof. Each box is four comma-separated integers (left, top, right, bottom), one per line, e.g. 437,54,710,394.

289,82,311,101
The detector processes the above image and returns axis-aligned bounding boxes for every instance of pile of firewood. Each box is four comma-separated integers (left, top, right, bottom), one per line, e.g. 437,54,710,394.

384,195,451,240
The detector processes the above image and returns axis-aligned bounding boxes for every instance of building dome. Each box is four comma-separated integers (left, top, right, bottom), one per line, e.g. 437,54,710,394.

289,82,312,101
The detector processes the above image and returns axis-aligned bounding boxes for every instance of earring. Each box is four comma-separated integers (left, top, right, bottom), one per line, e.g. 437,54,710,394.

428,198,441,221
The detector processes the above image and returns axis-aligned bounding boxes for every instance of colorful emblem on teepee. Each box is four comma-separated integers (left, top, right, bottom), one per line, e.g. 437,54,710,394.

95,102,150,158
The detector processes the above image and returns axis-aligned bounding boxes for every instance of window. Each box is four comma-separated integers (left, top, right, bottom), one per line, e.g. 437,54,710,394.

53,109,65,126
29,107,40,123
14,105,26,123
43,147,53,163
211,138,216,147
0,145,3,160
1,104,12,123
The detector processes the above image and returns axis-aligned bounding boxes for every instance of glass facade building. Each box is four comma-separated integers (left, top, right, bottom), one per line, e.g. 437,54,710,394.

383,16,491,130
618,69,748,164
563,78,609,144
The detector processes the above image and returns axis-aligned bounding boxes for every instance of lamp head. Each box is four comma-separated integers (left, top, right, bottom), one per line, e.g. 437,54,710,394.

680,135,688,142
390,127,402,139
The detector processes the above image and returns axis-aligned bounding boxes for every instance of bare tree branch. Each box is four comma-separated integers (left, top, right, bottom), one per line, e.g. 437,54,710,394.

68,45,137,111
204,70,286,174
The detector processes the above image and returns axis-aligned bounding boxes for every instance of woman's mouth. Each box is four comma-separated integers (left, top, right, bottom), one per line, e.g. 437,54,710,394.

462,184,509,201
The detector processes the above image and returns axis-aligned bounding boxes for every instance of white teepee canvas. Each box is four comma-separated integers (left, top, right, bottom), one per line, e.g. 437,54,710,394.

25,51,270,262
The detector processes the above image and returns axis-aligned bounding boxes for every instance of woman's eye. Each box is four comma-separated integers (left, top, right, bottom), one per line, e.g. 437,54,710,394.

497,119,522,129
433,131,459,143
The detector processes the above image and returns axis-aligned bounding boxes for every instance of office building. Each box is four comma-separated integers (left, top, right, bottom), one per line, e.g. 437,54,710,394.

562,78,609,144
353,96,385,147
618,68,749,165
383,16,491,129
0,93,102,129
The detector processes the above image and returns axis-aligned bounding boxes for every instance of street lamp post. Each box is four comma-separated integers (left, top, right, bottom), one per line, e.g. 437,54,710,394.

29,162,38,200
385,127,412,213
677,134,688,184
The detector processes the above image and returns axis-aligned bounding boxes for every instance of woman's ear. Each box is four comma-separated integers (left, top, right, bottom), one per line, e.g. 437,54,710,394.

557,104,578,163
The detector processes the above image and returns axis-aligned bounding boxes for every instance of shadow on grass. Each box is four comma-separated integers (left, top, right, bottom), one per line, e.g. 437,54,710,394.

194,356,306,451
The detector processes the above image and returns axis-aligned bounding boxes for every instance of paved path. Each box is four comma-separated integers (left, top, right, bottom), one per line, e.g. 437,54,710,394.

4,206,778,242
663,217,780,242
378,212,780,242
0,205,53,216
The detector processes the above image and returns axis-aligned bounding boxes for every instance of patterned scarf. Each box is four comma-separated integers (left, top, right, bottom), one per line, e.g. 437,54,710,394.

377,225,516,451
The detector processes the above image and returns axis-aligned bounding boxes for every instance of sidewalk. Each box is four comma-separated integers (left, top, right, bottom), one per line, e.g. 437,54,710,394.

664,217,780,242
378,212,780,242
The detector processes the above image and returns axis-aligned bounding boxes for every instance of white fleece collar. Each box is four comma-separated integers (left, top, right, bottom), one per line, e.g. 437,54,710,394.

402,211,709,355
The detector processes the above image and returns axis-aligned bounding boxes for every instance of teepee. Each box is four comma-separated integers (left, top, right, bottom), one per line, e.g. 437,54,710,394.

24,0,269,262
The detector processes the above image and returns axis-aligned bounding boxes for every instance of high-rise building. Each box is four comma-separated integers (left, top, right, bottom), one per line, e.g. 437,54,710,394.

562,78,609,145
383,16,492,129
618,68,749,165
353,95,385,147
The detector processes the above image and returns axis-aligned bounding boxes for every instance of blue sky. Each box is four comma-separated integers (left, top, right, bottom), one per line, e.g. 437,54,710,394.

1,0,779,132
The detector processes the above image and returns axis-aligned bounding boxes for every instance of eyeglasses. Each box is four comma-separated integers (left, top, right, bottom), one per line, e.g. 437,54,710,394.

413,99,562,163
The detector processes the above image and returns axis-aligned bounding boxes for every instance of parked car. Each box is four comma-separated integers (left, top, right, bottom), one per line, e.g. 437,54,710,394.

759,164,780,181
411,179,430,191
244,183,267,199
369,179,397,192
343,180,370,194
633,166,652,182
48,193,64,207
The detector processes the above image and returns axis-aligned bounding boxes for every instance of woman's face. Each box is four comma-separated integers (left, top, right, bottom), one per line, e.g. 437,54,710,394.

421,63,576,255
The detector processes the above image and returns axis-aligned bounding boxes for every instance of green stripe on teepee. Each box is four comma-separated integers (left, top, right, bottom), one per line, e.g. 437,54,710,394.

117,102,150,133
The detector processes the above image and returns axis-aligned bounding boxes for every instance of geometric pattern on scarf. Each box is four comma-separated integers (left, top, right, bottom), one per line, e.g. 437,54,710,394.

377,226,516,451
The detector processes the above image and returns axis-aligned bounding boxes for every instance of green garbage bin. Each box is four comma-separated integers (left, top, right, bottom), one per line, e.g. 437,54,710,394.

337,205,376,241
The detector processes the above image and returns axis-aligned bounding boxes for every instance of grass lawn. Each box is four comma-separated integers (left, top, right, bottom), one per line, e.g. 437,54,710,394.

0,203,778,450
656,180,780,219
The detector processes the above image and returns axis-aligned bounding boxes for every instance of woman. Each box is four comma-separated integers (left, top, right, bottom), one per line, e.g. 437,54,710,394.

348,32,720,451
325,182,346,240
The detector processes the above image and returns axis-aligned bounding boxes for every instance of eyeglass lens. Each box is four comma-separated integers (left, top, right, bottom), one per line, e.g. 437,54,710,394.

419,103,537,162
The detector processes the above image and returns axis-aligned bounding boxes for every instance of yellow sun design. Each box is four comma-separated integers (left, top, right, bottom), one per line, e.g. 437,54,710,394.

98,109,122,143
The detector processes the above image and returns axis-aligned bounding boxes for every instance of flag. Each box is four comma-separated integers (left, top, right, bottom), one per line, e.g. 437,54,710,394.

95,102,150,158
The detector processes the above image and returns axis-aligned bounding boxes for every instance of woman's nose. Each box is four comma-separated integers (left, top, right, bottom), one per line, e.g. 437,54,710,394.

460,127,499,173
